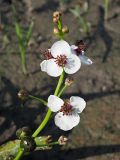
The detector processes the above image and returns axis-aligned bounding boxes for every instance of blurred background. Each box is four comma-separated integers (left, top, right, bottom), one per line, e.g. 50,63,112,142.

0,0,120,159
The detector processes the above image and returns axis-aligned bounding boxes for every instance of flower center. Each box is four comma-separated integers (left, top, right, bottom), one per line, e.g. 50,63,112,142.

55,55,68,67
43,50,53,60
60,102,73,115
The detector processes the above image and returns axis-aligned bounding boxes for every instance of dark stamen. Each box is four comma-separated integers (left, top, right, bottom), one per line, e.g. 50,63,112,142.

55,55,67,67
60,102,73,115
43,50,53,60
75,40,85,55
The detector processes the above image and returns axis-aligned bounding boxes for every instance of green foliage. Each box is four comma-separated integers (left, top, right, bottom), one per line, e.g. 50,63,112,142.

70,3,91,34
12,5,34,74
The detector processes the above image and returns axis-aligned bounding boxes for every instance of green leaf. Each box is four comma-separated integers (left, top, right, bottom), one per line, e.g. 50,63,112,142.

26,21,34,44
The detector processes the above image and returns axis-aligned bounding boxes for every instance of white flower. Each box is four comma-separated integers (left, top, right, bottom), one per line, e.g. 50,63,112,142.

71,44,93,65
40,40,81,77
47,95,86,131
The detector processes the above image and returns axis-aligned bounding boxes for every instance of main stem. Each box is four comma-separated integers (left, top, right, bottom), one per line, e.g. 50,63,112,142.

32,71,64,138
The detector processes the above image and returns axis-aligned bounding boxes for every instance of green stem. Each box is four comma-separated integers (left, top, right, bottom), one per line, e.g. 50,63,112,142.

19,45,27,75
54,70,65,96
29,95,47,106
14,149,24,160
32,109,51,138
58,85,67,97
32,71,65,138
58,19,64,40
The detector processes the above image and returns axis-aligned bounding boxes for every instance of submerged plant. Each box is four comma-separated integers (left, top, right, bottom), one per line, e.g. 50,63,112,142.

0,11,93,160
70,3,91,34
12,6,34,74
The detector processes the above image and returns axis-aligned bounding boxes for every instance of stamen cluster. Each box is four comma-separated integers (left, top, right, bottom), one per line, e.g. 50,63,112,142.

60,102,73,115
55,55,67,67
75,40,85,55
43,50,53,60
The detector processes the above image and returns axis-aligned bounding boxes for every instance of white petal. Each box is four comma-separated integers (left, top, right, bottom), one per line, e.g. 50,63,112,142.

40,60,47,72
46,59,63,77
71,45,78,50
79,55,93,65
51,40,71,58
64,54,81,74
70,96,86,113
55,112,80,131
47,95,64,112
71,48,76,55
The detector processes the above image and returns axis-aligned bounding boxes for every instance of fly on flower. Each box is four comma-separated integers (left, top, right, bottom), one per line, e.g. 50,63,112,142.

40,40,81,77
47,95,86,131
71,40,93,65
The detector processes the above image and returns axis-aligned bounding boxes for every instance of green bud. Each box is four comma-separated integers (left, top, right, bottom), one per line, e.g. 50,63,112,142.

16,127,32,139
18,89,28,101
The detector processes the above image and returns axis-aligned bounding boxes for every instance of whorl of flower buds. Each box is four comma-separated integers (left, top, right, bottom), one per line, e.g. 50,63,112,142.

62,26,69,33
18,89,28,101
20,137,36,153
58,136,68,145
65,77,74,86
53,11,61,23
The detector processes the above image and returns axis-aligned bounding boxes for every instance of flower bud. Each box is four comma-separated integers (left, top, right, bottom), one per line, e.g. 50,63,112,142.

58,136,68,145
16,127,32,139
65,78,74,86
53,11,61,23
20,137,36,153
18,89,28,101
62,26,69,33
28,38,35,48
46,135,52,143
53,27,59,34
53,11,61,18
53,17,58,23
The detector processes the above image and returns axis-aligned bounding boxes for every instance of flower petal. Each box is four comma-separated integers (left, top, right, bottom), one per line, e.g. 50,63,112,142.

64,54,81,74
70,96,86,113
46,59,63,77
48,95,64,112
71,45,78,50
79,55,93,65
55,112,80,131
40,60,48,72
51,40,71,58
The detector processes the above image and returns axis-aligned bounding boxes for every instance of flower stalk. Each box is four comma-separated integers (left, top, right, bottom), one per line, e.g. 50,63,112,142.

28,95,47,106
